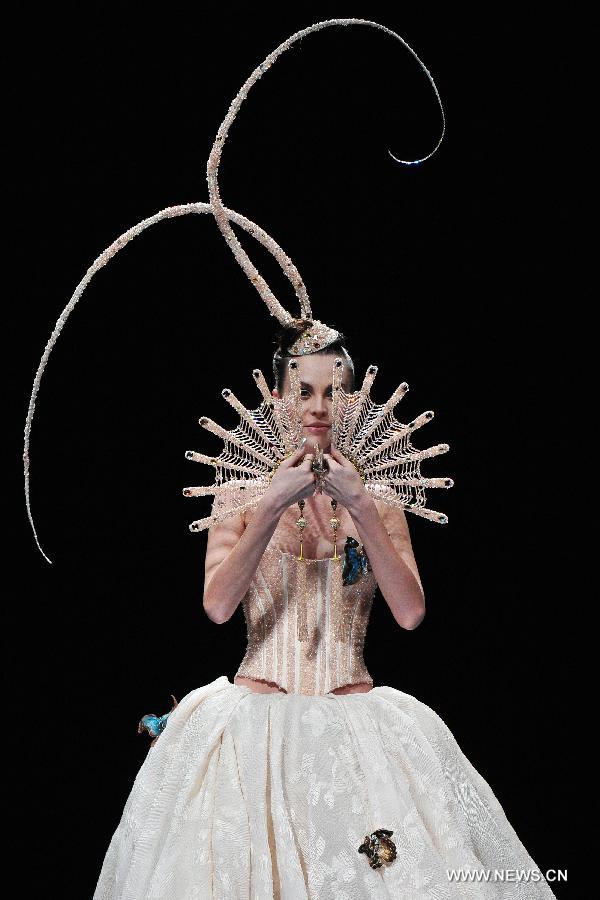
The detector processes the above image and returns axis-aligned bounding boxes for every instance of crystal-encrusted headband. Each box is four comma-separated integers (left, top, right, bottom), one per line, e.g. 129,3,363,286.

287,319,342,356
23,17,446,563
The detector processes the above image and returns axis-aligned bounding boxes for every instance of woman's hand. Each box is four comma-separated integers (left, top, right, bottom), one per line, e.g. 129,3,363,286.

320,446,366,512
267,441,316,510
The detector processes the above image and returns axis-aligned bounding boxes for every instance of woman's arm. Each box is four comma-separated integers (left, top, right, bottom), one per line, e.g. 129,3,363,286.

349,496,426,630
203,443,316,624
203,490,287,624
321,446,425,631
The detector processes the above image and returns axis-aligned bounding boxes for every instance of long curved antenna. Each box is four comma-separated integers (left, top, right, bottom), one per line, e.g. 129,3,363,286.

206,17,445,324
23,201,316,564
25,19,446,564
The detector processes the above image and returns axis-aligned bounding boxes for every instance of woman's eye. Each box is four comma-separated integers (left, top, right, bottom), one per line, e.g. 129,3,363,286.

299,390,333,398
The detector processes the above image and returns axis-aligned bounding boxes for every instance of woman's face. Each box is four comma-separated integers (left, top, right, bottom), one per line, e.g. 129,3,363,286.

272,354,353,453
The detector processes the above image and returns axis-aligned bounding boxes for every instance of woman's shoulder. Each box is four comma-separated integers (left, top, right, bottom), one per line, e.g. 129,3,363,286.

368,492,410,537
367,486,407,515
211,480,261,522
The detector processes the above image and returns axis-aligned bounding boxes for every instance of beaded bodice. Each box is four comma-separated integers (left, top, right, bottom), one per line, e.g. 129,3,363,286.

235,539,377,695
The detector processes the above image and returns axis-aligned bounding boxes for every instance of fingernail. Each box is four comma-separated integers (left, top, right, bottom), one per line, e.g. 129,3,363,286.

301,437,307,446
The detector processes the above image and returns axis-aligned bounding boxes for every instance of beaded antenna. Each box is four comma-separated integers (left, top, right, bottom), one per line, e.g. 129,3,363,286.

184,356,453,532
23,18,446,563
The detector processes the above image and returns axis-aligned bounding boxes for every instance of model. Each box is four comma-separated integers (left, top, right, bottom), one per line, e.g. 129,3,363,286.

23,18,557,900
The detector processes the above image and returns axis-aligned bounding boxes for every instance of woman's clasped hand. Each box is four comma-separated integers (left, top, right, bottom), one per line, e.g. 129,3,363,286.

267,440,366,512
267,440,317,508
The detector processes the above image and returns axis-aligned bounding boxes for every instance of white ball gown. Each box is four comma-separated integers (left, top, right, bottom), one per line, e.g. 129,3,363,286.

92,540,557,899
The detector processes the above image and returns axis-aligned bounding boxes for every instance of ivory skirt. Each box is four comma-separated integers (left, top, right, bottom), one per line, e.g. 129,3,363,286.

93,675,556,899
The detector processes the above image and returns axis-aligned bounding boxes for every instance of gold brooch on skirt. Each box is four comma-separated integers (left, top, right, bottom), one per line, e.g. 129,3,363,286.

358,829,397,869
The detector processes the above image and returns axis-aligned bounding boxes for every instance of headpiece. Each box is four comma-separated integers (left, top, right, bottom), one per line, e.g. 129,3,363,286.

23,18,451,565
285,319,342,356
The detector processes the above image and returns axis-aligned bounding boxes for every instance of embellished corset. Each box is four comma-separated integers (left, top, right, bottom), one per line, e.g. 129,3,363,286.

235,542,377,695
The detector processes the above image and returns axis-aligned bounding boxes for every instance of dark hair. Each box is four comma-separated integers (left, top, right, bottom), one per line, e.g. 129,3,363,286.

272,318,355,393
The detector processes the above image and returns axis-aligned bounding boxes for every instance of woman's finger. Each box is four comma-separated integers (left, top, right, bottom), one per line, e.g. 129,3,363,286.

328,446,350,467
329,446,345,460
298,453,314,470
278,439,307,468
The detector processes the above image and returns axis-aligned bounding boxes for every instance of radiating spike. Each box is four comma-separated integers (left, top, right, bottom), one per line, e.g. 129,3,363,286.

250,360,299,454
252,369,273,404
339,364,379,453
363,443,450,475
330,358,345,449
189,516,214,532
182,481,269,498
199,416,276,467
351,381,409,456
189,496,263,532
185,450,268,477
370,476,454,490
334,387,363,455
360,422,410,460
183,485,218,497
361,364,379,394
271,375,299,453
405,506,449,524
221,387,283,456
362,410,434,461
184,450,220,465
364,485,449,523
287,359,304,445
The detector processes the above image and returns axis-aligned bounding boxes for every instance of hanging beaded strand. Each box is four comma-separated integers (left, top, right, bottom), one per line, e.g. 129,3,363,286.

296,499,307,560
295,499,309,641
329,499,341,560
311,441,349,642
330,498,348,642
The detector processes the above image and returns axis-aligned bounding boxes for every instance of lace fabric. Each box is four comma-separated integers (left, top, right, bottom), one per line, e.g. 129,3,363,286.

93,675,557,899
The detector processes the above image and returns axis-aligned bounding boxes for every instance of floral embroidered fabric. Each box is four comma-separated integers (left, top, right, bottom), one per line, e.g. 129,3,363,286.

93,675,557,898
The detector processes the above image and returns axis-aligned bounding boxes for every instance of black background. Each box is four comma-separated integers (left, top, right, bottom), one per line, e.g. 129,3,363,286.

8,6,586,896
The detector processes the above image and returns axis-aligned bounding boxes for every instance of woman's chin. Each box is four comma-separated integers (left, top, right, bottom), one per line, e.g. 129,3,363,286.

304,429,330,449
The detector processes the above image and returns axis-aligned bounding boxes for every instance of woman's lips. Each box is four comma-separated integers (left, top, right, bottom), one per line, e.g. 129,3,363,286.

305,424,329,430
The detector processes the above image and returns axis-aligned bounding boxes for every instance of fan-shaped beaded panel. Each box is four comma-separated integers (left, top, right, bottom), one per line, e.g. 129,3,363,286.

183,358,454,532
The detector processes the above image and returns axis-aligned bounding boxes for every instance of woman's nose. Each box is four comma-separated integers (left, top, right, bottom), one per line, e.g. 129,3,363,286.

310,395,328,415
